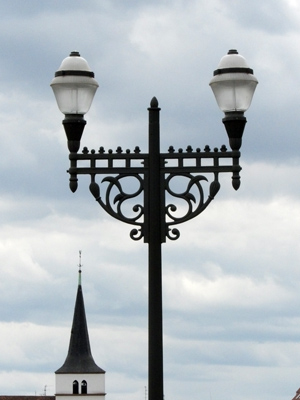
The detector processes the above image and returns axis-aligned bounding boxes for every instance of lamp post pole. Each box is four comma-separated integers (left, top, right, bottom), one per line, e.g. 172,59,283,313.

148,98,163,400
51,50,257,400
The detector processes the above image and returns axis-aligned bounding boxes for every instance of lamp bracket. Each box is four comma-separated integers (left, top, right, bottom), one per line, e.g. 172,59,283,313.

67,144,241,242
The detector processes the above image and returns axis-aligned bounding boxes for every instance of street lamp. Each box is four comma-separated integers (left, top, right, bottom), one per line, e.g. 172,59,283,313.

51,49,257,400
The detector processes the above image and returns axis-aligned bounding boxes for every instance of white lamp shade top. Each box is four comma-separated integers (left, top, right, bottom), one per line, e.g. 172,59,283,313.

209,49,258,113
51,51,99,115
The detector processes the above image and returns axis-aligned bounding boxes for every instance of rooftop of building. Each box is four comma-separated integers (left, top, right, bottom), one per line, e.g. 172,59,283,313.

0,397,55,400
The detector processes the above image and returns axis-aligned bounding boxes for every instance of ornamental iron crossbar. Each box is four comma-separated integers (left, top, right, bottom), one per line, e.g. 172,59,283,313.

51,50,257,400
67,97,242,244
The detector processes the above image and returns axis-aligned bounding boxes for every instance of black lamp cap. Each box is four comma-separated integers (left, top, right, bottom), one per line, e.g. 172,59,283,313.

70,51,80,57
227,49,238,55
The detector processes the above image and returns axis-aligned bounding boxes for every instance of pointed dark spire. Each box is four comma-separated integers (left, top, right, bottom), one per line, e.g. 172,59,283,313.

56,255,104,374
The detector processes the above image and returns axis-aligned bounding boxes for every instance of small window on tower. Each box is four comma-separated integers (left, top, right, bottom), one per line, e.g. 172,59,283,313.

73,380,79,394
81,380,87,394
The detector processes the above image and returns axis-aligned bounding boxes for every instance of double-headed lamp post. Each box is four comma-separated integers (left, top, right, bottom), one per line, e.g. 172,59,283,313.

51,49,257,400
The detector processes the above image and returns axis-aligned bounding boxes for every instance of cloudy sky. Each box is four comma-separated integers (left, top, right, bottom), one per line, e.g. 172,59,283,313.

1,0,300,399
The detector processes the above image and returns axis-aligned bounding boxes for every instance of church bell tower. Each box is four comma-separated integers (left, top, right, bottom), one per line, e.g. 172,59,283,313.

55,255,106,399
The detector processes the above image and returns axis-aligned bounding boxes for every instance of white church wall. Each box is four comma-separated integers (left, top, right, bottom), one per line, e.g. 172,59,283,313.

56,373,105,395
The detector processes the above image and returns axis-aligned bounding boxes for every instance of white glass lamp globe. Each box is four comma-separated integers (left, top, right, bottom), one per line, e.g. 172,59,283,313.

209,49,258,113
51,51,99,116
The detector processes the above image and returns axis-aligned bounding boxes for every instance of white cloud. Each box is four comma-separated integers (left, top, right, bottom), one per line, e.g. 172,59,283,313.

0,1,299,400
164,269,291,311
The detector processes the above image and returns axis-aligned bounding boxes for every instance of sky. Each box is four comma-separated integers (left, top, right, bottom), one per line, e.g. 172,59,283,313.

0,0,300,399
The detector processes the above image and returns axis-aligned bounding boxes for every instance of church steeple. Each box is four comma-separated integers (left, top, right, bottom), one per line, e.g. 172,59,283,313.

55,252,105,399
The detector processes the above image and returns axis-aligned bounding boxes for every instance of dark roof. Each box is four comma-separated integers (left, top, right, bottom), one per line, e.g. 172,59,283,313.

56,274,105,374
291,388,300,400
0,397,54,400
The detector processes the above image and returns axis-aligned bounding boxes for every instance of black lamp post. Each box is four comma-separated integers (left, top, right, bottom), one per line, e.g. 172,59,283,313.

51,49,257,400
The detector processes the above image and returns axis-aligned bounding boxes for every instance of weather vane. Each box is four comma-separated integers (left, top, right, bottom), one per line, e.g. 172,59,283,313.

78,250,82,273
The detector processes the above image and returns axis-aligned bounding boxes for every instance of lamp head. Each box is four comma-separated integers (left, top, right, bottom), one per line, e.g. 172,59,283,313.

51,51,99,153
209,49,258,150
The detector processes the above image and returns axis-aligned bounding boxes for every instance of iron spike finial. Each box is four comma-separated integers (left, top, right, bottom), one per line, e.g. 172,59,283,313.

150,97,159,108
